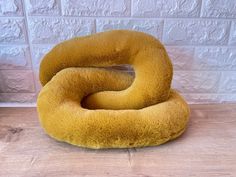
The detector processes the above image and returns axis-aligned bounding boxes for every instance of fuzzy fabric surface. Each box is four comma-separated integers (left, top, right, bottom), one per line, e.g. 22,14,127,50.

37,30,190,149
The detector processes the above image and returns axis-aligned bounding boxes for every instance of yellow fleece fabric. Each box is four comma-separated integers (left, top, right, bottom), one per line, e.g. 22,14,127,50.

37,30,190,149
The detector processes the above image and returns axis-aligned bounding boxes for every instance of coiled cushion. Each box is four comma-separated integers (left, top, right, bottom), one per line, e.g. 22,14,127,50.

37,30,190,149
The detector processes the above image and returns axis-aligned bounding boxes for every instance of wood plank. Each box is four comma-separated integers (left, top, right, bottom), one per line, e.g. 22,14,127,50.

0,104,236,177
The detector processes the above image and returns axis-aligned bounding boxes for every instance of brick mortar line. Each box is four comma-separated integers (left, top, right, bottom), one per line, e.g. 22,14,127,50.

58,0,62,16
21,0,38,94
199,0,204,17
130,0,132,17
226,21,233,46
0,103,37,107
228,21,234,45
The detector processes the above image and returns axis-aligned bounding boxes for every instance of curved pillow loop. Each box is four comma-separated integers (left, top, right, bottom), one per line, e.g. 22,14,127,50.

37,30,190,149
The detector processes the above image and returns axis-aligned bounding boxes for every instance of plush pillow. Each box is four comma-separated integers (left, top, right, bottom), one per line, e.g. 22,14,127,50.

37,30,190,149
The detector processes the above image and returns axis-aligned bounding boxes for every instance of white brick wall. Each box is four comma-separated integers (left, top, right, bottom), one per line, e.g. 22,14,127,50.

0,0,236,106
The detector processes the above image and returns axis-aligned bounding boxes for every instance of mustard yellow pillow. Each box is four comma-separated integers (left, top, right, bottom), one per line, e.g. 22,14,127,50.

37,30,190,149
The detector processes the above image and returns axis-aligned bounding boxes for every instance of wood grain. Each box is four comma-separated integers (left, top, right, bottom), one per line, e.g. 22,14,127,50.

0,104,236,177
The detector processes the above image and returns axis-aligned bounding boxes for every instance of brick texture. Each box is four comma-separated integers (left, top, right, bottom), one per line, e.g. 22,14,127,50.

0,18,27,44
28,18,94,44
132,0,201,17
201,0,236,18
0,70,35,93
166,47,195,70
96,19,163,38
163,19,230,45
0,0,23,16
0,46,31,69
172,71,221,93
62,0,131,16
0,0,236,104
25,0,60,15
219,72,236,93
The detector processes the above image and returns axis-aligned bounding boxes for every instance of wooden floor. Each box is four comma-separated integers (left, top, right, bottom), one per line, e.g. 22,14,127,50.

0,105,236,177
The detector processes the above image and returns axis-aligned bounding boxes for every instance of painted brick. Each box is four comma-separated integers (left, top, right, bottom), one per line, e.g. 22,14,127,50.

28,18,94,44
201,0,236,18
96,19,163,38
0,93,36,103
219,72,236,93
229,21,236,45
218,94,236,103
25,0,60,15
172,71,221,93
0,45,31,69
0,0,23,16
166,47,195,70
182,94,220,104
167,46,236,71
62,0,130,16
182,94,236,104
132,0,201,17
163,19,230,45
0,70,35,93
31,45,53,69
194,47,236,70
0,18,26,44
